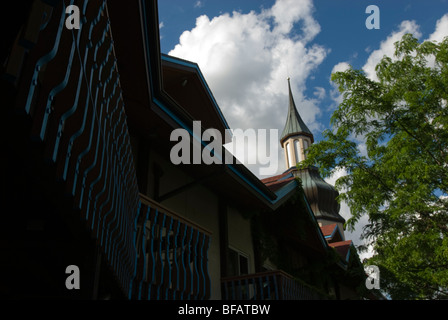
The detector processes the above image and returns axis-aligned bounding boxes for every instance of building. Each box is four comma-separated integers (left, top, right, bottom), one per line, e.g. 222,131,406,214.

1,0,368,300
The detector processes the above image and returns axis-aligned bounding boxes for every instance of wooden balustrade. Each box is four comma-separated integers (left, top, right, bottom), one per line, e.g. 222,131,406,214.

128,194,212,300
12,0,140,296
221,270,324,300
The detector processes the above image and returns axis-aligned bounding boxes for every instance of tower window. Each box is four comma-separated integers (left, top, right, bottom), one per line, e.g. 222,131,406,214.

286,142,291,168
303,140,309,160
294,140,302,162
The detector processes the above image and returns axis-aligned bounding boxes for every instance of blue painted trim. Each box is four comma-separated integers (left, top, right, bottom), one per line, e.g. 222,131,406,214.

259,276,264,300
244,278,249,299
180,225,188,300
148,209,159,300
161,54,230,130
272,179,297,201
52,9,89,163
264,276,270,299
83,72,120,215
324,224,344,241
301,192,329,249
199,233,206,300
25,2,67,115
39,40,76,141
272,275,280,300
203,234,211,299
186,226,194,300
345,244,352,263
237,279,242,299
139,0,278,206
192,230,200,299
172,220,181,299
164,216,174,299
156,213,166,300
128,201,144,299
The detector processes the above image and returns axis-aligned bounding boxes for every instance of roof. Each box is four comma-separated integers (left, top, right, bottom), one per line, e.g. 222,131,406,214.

329,240,352,263
280,78,313,143
320,223,344,242
297,166,346,224
261,168,296,192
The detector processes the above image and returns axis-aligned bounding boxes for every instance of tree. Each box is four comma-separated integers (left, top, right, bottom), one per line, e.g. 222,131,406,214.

299,34,448,299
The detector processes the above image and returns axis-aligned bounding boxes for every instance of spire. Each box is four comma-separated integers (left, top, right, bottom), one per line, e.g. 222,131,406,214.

280,78,313,144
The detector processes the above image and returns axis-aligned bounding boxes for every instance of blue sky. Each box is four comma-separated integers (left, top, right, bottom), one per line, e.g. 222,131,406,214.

157,0,448,257
158,0,448,148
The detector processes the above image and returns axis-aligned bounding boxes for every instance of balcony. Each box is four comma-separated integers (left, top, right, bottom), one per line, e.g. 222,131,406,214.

10,0,141,295
221,270,325,300
129,194,212,300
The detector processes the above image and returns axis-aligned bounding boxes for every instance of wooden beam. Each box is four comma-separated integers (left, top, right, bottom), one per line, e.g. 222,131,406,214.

157,166,226,202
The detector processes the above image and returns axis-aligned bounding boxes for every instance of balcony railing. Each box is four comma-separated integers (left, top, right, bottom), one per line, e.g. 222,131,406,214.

129,194,212,300
10,0,141,296
221,270,325,300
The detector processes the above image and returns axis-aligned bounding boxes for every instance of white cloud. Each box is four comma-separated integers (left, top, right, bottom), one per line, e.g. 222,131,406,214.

325,16,448,262
428,13,448,42
325,168,373,261
424,14,448,68
194,1,203,8
362,20,421,81
331,61,350,75
168,0,327,177
361,14,448,81
329,61,350,108
313,87,326,100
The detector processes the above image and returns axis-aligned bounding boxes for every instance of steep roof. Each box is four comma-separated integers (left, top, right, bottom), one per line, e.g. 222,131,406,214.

320,224,345,243
297,166,346,225
280,78,313,143
261,168,296,192
329,240,352,263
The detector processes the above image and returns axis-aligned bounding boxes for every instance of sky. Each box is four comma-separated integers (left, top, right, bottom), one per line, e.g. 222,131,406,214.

157,0,448,259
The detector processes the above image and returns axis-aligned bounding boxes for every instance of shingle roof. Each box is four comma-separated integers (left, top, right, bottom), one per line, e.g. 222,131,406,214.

280,78,313,143
261,169,296,192
320,223,338,237
329,240,352,262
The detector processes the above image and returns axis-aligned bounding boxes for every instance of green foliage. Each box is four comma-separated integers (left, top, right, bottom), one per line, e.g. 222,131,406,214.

301,34,448,299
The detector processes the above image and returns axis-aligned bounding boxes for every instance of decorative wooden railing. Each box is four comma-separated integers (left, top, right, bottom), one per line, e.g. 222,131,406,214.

221,270,324,300
9,0,138,296
129,194,212,300
8,0,213,300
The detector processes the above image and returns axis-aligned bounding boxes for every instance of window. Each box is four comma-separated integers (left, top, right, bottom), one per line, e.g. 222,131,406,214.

228,248,249,276
286,142,292,168
303,139,309,160
294,139,302,162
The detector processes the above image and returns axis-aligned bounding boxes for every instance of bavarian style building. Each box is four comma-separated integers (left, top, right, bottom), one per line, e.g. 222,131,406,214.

1,0,372,300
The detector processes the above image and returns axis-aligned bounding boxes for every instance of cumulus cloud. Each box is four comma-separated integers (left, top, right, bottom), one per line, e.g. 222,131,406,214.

168,0,327,177
361,14,448,82
428,13,448,42
362,20,421,81
313,87,326,100
325,168,373,261
324,15,448,261
329,61,350,108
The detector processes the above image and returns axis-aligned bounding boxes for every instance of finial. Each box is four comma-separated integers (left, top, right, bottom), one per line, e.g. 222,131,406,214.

287,76,290,81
